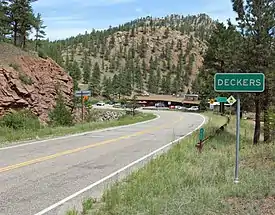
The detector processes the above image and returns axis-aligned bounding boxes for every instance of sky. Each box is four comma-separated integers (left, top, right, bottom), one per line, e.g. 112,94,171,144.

32,0,237,41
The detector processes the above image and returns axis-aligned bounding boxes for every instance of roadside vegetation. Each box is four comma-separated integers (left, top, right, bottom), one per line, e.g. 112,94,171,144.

0,94,155,146
66,112,275,215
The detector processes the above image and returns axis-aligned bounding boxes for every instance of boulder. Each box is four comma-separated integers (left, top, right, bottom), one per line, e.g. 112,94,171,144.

0,56,74,122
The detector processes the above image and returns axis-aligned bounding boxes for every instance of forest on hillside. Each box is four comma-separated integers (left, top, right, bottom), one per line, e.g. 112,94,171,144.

45,14,215,97
1,0,275,144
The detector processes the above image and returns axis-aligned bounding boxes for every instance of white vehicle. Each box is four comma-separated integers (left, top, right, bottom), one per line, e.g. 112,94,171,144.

96,101,105,106
187,106,199,111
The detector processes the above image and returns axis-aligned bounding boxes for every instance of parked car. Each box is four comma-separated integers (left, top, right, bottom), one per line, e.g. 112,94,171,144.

96,101,105,106
155,102,165,107
187,106,199,111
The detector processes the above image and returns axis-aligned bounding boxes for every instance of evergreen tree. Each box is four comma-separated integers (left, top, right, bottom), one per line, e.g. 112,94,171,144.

231,0,275,144
0,0,9,41
148,69,157,93
8,0,37,48
112,74,120,98
33,12,46,51
156,68,161,93
135,67,143,92
124,69,132,95
49,89,73,126
89,62,101,96
64,49,70,70
102,76,112,99
69,60,81,82
161,73,171,94
82,60,91,84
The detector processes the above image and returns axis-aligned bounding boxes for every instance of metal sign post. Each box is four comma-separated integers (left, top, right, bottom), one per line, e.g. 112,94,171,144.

234,94,240,183
75,90,91,122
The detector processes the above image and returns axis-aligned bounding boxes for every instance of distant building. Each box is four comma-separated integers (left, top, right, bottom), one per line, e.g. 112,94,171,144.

184,94,199,101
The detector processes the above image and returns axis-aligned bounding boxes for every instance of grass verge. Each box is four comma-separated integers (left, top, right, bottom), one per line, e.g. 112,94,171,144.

0,112,156,146
67,112,275,215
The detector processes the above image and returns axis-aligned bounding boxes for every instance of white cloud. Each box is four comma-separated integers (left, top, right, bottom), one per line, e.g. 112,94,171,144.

135,7,143,13
43,16,89,25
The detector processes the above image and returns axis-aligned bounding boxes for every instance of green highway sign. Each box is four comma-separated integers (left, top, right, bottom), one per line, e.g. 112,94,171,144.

214,73,265,92
216,97,227,103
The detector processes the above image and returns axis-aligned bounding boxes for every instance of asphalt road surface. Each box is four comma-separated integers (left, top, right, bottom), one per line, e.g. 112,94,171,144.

0,110,205,215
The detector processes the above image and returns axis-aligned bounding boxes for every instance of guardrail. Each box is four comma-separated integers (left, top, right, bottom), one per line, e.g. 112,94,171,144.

196,114,230,153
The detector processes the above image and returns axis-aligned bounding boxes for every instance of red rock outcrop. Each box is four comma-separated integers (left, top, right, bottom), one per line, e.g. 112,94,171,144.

0,56,73,122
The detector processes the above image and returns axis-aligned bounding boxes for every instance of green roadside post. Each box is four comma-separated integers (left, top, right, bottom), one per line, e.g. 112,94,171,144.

199,128,205,141
196,127,205,153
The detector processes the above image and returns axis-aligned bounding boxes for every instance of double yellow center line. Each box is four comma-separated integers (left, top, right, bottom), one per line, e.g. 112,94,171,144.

0,116,184,173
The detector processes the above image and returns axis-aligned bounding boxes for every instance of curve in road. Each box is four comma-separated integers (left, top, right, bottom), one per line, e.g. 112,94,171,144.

0,110,205,215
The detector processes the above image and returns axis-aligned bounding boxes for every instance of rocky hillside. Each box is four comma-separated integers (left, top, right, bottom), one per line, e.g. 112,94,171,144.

46,14,215,97
0,44,74,122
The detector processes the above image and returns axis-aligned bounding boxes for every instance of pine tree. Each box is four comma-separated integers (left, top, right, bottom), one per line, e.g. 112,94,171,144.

89,62,101,96
148,69,157,93
231,0,275,144
102,76,112,99
8,0,37,48
156,68,161,93
161,73,171,94
135,67,143,92
64,49,70,70
0,0,9,41
124,69,132,95
109,34,115,49
112,74,120,98
33,13,46,51
69,60,81,82
82,61,91,84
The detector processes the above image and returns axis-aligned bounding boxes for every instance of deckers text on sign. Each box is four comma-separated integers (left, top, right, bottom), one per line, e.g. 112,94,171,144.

214,73,265,92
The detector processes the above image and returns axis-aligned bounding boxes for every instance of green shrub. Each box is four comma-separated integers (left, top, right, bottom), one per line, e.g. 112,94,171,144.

38,49,47,59
49,93,73,126
9,63,19,71
0,110,40,130
82,198,94,214
19,72,33,85
199,98,208,111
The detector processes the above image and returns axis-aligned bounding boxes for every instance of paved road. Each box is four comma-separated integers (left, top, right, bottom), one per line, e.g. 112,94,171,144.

0,110,205,215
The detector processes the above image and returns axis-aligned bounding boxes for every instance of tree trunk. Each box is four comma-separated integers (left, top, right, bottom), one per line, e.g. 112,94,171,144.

13,23,17,46
253,93,261,144
35,39,38,51
263,82,270,142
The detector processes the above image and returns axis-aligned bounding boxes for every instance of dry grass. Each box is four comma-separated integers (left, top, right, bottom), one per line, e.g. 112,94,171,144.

65,112,275,215
0,42,35,66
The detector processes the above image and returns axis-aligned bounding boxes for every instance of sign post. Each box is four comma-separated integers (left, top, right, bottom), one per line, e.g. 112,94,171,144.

196,127,205,153
214,73,265,183
75,90,91,122
216,97,227,113
199,128,205,141
234,93,240,183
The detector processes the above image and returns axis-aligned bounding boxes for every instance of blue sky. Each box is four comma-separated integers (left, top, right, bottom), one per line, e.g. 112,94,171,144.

32,0,237,41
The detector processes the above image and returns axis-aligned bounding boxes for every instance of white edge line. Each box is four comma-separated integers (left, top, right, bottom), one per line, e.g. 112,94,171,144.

0,113,160,151
33,113,206,215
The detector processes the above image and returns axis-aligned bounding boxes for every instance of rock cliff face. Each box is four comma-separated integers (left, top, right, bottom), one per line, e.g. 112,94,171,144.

0,56,73,122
